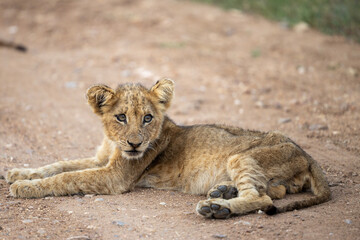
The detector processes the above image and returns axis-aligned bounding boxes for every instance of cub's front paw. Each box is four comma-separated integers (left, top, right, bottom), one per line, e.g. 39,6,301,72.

9,179,45,198
196,199,232,219
6,168,41,184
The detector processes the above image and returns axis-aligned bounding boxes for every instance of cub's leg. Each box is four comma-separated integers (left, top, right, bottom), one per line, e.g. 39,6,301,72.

197,154,273,219
9,166,125,198
207,181,238,199
6,138,112,184
197,142,309,218
6,157,105,184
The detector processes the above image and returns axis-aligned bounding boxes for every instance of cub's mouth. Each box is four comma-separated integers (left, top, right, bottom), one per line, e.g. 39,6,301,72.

125,150,141,155
123,149,144,159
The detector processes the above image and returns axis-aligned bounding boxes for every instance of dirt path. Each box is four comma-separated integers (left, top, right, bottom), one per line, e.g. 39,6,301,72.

0,0,359,239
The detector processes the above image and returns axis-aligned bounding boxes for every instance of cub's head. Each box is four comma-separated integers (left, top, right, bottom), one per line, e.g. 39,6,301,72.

86,79,174,160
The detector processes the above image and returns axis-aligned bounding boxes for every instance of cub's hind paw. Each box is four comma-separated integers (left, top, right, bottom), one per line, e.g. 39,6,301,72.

196,199,232,219
208,183,238,200
6,168,41,184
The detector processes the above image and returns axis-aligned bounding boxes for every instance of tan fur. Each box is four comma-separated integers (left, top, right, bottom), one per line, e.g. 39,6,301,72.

6,79,331,218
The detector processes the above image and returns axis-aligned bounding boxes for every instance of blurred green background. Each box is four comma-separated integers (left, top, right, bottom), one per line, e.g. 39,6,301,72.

194,0,360,42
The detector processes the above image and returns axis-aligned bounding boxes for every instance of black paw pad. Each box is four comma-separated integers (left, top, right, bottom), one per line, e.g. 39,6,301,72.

223,187,238,199
217,185,227,192
213,208,231,219
199,206,211,216
209,190,222,198
210,204,221,210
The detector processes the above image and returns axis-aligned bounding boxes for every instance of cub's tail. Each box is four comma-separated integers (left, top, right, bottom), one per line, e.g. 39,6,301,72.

266,157,331,215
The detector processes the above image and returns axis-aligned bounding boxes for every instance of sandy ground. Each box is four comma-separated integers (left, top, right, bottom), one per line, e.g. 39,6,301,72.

0,0,359,239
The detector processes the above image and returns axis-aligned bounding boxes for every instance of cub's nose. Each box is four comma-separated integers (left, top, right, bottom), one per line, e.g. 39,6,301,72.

127,140,142,148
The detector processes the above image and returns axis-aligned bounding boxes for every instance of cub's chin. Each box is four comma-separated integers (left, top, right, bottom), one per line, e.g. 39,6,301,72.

122,150,145,160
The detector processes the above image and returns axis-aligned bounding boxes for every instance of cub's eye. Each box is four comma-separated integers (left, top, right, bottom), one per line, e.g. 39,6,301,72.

143,114,153,124
115,114,127,123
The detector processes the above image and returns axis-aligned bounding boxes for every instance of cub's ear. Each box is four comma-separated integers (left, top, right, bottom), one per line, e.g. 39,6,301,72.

86,84,116,115
150,78,174,110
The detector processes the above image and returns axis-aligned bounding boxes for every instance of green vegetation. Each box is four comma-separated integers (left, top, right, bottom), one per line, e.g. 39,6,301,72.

194,0,360,42
158,42,187,49
251,48,261,58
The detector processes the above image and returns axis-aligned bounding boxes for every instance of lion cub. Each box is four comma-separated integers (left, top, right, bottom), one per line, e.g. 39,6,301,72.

6,79,330,218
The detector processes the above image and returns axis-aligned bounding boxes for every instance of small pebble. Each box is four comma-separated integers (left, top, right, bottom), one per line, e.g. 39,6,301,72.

37,228,46,235
25,148,33,154
65,81,77,89
278,118,291,124
234,220,251,226
66,236,91,240
273,102,283,109
5,143,12,148
159,202,166,206
344,219,352,224
8,26,18,34
95,198,104,202
22,219,33,223
136,68,153,79
144,227,156,233
347,67,358,77
234,99,241,105
290,99,300,105
255,101,267,108
112,220,125,226
212,234,227,239
297,66,306,74
309,124,328,131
